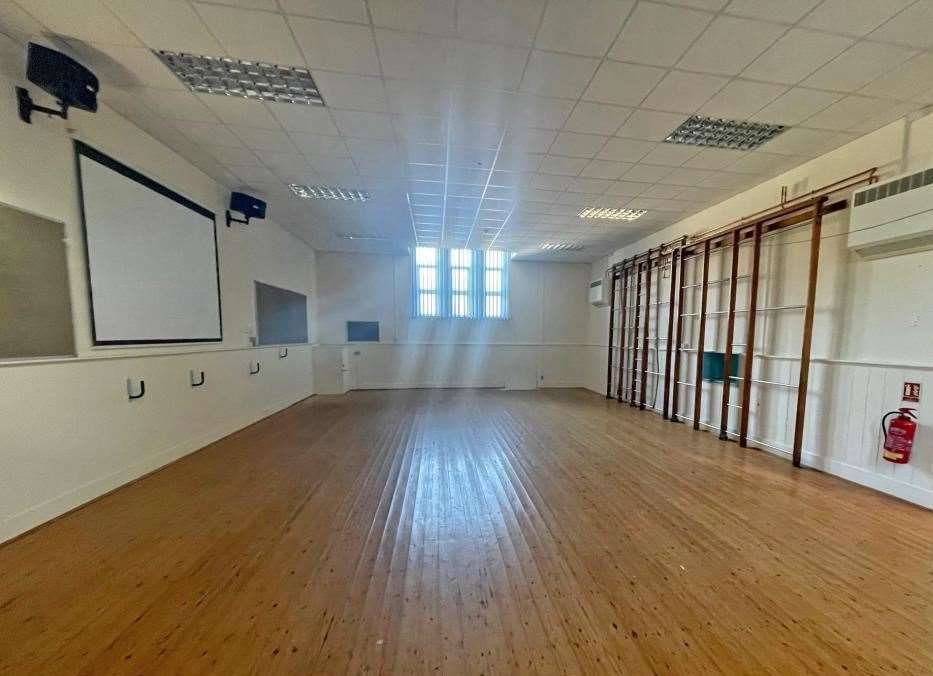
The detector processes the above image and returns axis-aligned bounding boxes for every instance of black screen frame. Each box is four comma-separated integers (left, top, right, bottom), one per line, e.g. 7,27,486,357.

74,140,223,346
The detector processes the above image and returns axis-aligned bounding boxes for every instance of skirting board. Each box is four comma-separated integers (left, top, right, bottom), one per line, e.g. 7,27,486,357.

0,389,314,544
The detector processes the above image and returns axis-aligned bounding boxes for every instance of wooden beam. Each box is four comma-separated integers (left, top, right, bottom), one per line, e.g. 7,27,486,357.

639,251,653,410
605,269,617,399
692,240,711,430
662,247,679,419
718,230,741,440
670,241,689,423
739,223,763,447
616,266,630,402
792,198,826,466
629,262,642,406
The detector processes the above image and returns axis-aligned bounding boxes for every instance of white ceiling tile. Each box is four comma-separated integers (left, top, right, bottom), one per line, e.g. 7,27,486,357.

508,95,577,129
759,127,841,155
657,167,714,186
121,87,218,122
198,95,280,127
289,17,380,75
531,173,573,190
503,127,557,153
597,137,656,162
724,0,821,22
21,0,140,45
332,110,397,140
663,0,728,9
369,0,457,35
289,132,350,156
800,0,914,37
640,143,701,166
860,53,933,101
557,191,602,206
698,80,787,119
741,29,854,85
726,151,803,174
393,115,447,145
385,80,452,117
205,145,262,165
450,121,503,148
494,149,544,171
802,41,916,92
563,102,632,135
404,143,445,164
640,183,684,198
535,0,635,57
750,87,842,125
452,89,516,124
171,120,245,147
279,0,369,23
616,109,687,141
456,0,544,46
698,171,757,189
869,1,933,49
449,146,498,170
847,101,917,133
229,165,280,184
0,1,46,39
268,103,339,135
194,4,303,64
548,132,608,158
537,155,590,175
641,70,728,113
802,95,897,130
446,40,529,90
309,157,358,175
677,16,785,75
621,163,674,182
254,150,313,174
580,159,633,179
520,51,602,98
609,2,713,67
344,138,400,160
582,61,668,106
313,72,387,112
231,126,297,151
374,30,449,81
105,0,221,52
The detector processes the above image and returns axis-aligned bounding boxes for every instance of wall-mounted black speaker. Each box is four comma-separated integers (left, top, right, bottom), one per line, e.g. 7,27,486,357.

17,43,99,124
226,192,267,227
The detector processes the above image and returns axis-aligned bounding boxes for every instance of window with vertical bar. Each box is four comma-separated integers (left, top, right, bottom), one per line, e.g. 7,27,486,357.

411,246,510,319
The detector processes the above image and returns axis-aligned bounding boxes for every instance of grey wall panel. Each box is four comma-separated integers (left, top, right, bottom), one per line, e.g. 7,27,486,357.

0,204,75,359
255,281,308,345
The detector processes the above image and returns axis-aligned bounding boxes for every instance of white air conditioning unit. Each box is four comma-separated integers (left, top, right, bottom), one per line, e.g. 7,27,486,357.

848,168,933,259
589,270,611,307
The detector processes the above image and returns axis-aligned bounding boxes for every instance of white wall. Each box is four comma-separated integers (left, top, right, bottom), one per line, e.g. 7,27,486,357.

586,113,933,508
314,251,594,392
0,34,317,542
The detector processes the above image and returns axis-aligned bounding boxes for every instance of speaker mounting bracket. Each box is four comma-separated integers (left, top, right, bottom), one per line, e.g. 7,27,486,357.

16,87,68,124
225,211,251,227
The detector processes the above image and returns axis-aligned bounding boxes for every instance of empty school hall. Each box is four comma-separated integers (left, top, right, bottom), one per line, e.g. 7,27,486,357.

1,1,932,674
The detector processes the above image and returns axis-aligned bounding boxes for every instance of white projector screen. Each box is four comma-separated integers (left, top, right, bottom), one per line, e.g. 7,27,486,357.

76,142,222,345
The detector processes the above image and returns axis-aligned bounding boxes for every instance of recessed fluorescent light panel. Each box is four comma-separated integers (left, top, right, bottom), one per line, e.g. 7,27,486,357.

665,115,786,151
155,51,324,105
578,207,647,221
541,242,584,251
289,184,371,201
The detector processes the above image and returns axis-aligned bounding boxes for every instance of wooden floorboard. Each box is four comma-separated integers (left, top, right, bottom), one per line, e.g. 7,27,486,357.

0,388,930,675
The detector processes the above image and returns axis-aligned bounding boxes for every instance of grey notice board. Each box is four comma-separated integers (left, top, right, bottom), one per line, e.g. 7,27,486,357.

255,281,308,345
0,203,75,359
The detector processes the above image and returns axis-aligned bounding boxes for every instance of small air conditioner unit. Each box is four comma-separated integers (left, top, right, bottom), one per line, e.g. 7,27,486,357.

848,168,933,259
589,270,611,307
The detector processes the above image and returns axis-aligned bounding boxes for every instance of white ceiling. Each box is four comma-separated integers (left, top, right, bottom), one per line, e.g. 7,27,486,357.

2,0,932,262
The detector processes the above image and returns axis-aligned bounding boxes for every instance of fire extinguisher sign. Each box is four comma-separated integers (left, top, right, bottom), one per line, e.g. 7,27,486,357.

903,382,921,403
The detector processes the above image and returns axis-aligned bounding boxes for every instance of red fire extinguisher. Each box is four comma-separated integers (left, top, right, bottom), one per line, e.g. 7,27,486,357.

881,407,918,464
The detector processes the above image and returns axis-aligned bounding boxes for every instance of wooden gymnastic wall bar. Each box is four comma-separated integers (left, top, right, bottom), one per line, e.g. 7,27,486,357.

604,168,878,465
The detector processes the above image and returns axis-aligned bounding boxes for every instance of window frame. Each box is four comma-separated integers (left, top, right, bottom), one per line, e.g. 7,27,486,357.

411,246,510,320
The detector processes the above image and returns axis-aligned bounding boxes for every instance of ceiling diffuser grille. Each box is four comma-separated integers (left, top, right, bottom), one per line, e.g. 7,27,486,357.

665,115,786,151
